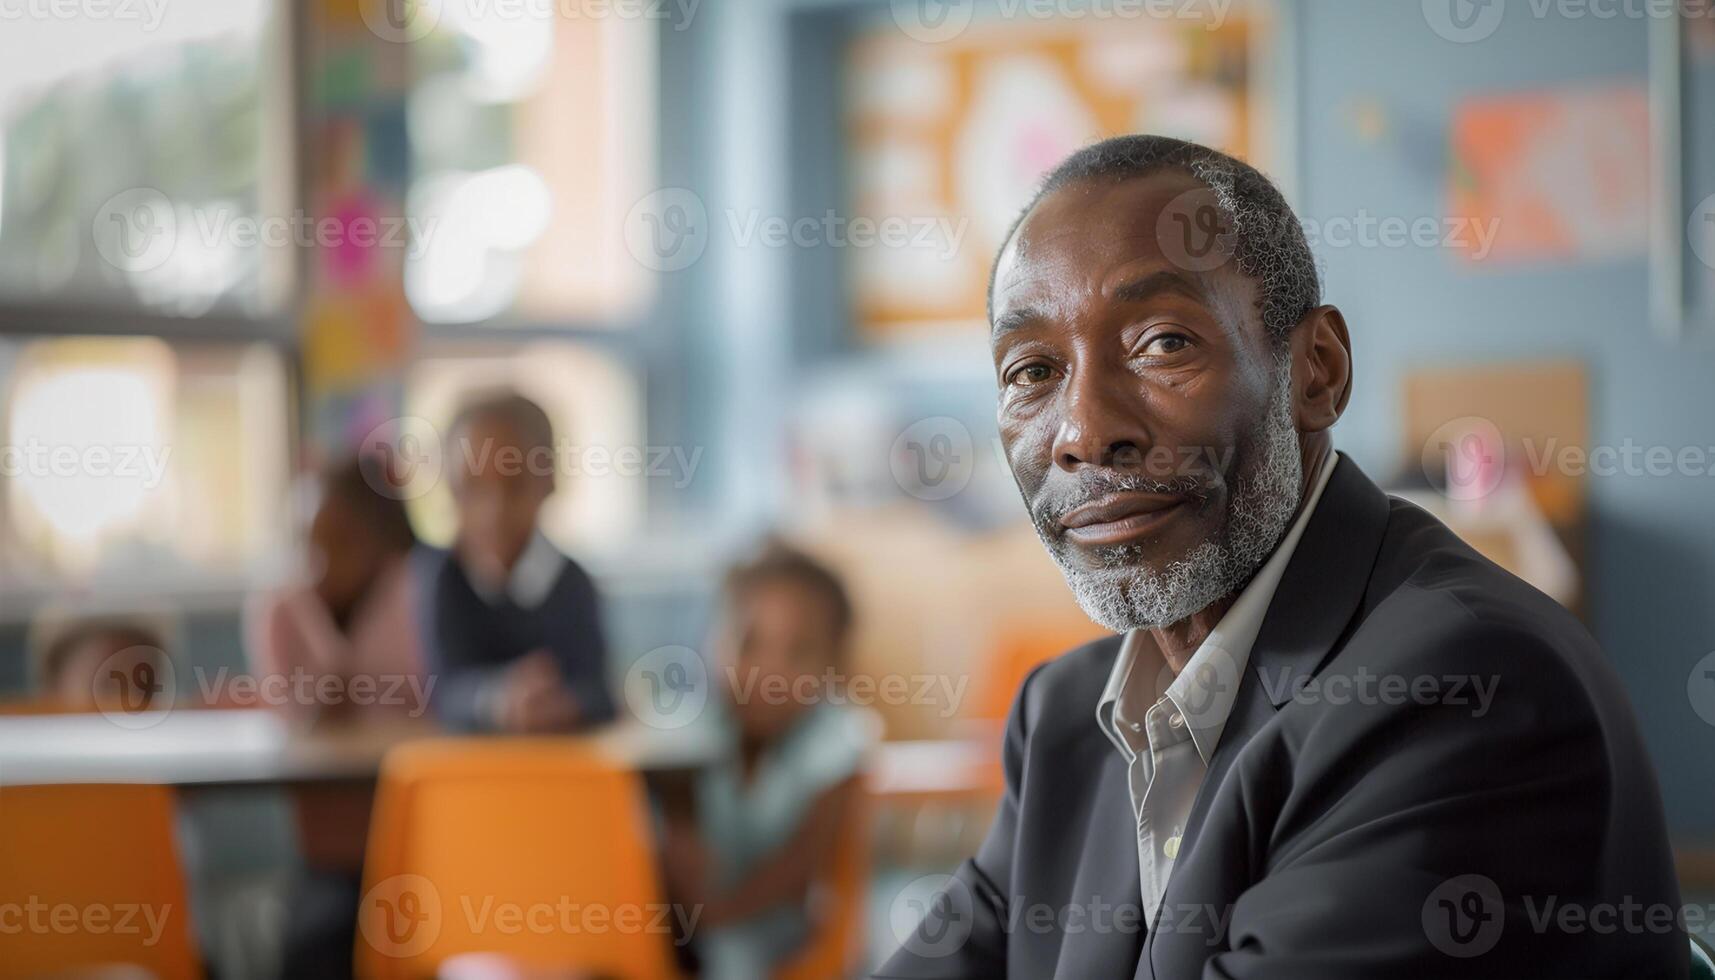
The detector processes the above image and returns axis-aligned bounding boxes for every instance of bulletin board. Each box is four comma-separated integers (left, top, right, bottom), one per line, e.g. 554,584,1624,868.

843,7,1277,338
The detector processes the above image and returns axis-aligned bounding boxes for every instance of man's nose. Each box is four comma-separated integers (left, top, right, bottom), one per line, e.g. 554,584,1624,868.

1051,364,1153,473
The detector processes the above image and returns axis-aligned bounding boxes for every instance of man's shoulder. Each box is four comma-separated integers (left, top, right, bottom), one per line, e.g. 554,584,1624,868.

1357,495,1597,669
1308,493,1624,732
1010,632,1124,734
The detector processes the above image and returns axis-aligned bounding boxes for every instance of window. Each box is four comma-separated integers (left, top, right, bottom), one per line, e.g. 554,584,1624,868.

0,336,291,597
0,0,288,318
406,7,657,326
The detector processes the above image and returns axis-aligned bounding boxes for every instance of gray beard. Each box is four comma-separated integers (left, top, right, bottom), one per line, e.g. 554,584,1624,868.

1033,364,1304,632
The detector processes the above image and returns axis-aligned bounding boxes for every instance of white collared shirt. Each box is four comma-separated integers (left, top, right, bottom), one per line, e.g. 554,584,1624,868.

1095,452,1338,925
466,531,565,610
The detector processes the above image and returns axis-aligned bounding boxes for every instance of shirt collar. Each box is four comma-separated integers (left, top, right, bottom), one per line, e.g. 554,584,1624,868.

468,531,564,610
1096,451,1340,764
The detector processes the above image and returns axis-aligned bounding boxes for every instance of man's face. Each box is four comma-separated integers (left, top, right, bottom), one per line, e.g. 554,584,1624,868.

991,171,1304,631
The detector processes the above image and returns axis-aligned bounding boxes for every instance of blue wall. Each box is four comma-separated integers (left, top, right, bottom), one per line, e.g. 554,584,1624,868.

1295,0,1714,836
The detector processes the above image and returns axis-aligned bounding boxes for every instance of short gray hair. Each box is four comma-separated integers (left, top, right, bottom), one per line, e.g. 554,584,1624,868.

991,135,1321,345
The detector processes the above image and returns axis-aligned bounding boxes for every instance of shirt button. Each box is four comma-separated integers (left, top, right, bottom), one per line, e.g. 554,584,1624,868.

1168,712,1185,729
1164,835,1181,859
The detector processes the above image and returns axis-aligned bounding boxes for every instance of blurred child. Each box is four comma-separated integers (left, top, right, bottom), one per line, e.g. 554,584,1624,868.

29,614,170,712
662,542,872,980
422,390,614,733
247,454,426,721
245,454,427,980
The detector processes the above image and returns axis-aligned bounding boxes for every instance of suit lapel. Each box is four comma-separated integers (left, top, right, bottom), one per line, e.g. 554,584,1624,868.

1065,754,1149,977
1136,454,1392,978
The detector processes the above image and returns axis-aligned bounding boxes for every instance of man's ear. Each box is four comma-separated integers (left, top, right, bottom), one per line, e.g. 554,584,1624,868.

1291,305,1353,433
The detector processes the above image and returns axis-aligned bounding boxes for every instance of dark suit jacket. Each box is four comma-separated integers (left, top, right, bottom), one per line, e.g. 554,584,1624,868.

877,455,1686,979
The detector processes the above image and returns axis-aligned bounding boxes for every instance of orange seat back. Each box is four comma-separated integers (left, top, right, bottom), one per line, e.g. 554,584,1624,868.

775,781,872,980
0,784,201,980
970,624,1107,723
355,739,680,980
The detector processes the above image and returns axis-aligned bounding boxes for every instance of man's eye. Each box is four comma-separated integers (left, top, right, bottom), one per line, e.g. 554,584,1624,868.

1010,364,1054,386
1141,333,1190,356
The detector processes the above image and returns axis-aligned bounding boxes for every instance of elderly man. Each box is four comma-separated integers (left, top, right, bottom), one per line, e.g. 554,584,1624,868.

876,136,1684,979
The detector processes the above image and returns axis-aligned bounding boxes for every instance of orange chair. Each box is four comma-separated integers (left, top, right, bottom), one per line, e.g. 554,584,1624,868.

968,624,1107,725
775,781,873,980
354,739,681,980
0,784,202,980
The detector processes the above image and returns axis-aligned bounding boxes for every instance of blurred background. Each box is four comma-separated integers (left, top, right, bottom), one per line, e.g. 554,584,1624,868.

1,0,1714,976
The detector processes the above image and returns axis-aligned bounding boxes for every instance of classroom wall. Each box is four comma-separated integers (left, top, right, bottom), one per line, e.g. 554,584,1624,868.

746,0,1715,836
1294,0,1715,837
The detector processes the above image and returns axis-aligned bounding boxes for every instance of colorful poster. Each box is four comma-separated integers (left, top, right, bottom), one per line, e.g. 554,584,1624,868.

1449,84,1650,264
845,12,1265,337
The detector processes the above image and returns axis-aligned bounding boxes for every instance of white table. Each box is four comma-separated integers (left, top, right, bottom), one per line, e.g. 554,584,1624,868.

0,709,721,787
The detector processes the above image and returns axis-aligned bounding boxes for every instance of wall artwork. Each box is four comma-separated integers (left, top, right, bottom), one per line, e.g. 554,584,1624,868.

844,8,1274,338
